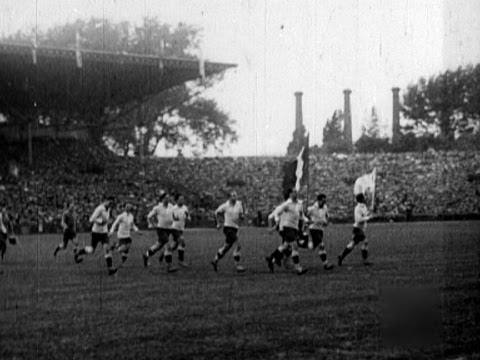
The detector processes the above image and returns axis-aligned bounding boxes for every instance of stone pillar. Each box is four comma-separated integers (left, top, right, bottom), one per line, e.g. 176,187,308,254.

343,89,352,149
294,91,303,131
392,87,400,145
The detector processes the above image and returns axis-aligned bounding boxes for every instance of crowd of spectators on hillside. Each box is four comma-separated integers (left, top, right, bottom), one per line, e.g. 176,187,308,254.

1,139,479,234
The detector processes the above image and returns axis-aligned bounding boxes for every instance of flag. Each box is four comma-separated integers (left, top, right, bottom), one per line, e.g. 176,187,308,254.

354,168,376,197
282,133,309,193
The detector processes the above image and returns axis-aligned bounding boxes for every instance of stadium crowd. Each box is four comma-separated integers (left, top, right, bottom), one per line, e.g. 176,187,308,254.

1,139,479,233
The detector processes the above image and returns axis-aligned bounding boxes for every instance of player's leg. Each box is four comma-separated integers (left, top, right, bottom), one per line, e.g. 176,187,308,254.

54,230,70,257
211,227,236,272
143,229,164,267
233,242,246,273
311,229,333,270
102,236,117,275
361,238,372,266
226,228,245,272
75,232,100,263
290,241,307,275
164,229,181,271
143,228,168,267
164,236,179,273
71,233,79,255
338,228,363,266
266,228,296,272
118,238,131,265
176,231,188,267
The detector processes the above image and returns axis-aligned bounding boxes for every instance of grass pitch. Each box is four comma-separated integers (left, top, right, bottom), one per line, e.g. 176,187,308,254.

1,221,479,359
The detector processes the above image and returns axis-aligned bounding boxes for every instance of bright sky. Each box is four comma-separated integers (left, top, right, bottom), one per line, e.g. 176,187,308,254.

1,0,478,156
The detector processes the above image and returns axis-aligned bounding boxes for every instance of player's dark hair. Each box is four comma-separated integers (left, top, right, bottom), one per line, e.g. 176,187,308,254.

356,193,366,203
317,193,326,202
105,195,115,203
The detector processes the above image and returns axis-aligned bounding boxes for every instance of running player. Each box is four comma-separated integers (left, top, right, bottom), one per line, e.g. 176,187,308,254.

307,193,334,270
210,191,246,273
266,188,308,275
109,203,140,268
75,195,117,275
267,196,293,269
143,191,177,272
164,193,190,268
53,197,78,259
338,193,373,266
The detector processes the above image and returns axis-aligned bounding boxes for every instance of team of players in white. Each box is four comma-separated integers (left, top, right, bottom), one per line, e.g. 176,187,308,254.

1,187,373,276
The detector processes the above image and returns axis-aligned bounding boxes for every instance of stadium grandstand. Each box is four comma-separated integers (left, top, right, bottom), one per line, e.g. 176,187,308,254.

1,136,480,234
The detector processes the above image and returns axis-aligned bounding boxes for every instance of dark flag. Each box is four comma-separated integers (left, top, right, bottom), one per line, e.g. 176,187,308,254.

282,134,309,194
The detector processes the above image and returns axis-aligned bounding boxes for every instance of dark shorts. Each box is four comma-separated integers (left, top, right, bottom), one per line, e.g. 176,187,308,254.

119,237,132,246
91,232,109,249
282,227,299,243
156,228,171,245
352,227,366,244
63,229,76,244
171,229,183,242
0,232,6,255
309,229,324,248
223,226,238,245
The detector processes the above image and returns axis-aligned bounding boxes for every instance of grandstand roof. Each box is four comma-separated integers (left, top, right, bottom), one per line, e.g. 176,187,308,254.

0,42,236,117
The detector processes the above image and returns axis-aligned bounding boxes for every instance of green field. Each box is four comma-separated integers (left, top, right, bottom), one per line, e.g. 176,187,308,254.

1,221,479,359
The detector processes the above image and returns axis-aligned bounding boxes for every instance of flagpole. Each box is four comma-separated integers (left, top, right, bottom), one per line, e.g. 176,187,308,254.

371,168,376,211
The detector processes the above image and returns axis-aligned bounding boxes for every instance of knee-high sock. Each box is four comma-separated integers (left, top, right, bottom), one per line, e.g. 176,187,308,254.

105,253,113,269
165,248,173,264
318,242,328,264
214,243,231,262
121,248,129,263
178,245,185,262
361,241,368,260
233,247,241,264
339,241,355,261
147,243,161,257
291,250,303,271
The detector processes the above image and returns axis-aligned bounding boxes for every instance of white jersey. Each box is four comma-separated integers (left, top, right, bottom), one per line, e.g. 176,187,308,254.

148,202,175,229
268,204,285,231
216,200,244,229
274,199,304,230
90,204,110,234
110,212,138,239
308,203,329,230
354,203,370,230
172,205,189,231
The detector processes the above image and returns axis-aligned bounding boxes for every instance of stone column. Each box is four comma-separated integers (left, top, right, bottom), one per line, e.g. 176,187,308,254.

343,89,352,149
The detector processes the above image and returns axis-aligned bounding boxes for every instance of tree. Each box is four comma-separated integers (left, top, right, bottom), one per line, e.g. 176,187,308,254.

104,82,237,157
322,110,350,153
7,17,198,58
286,123,307,156
355,107,390,153
402,65,480,140
4,17,237,155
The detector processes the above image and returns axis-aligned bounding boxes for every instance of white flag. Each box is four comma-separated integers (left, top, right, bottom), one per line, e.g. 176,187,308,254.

294,146,305,192
354,168,376,196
